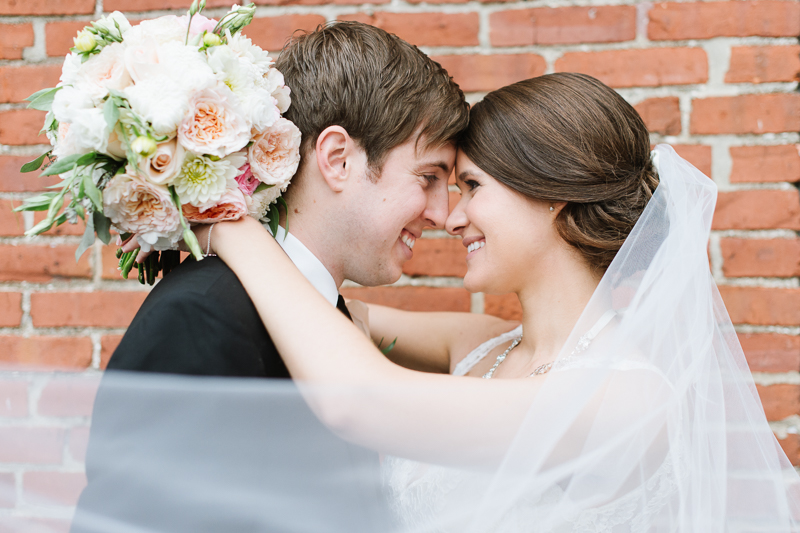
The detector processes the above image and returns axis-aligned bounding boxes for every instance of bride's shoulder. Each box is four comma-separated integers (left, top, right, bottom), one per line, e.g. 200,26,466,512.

448,315,520,373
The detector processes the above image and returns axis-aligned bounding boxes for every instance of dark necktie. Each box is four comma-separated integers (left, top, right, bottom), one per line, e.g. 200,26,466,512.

336,294,352,322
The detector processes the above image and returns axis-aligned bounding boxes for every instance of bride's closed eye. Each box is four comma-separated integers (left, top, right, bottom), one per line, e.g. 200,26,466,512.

463,179,480,192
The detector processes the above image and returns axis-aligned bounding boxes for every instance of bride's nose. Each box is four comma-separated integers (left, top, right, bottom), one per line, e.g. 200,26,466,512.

445,197,468,236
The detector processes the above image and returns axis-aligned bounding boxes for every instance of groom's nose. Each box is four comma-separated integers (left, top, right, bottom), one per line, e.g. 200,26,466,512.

422,181,449,229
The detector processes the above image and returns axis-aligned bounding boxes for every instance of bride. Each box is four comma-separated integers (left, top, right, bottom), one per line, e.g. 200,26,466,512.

180,73,799,530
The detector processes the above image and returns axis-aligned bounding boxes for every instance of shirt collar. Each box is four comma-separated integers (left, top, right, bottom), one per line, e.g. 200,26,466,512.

264,223,339,307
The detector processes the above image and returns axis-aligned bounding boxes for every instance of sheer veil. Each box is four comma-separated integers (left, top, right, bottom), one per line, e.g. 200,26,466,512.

38,145,800,532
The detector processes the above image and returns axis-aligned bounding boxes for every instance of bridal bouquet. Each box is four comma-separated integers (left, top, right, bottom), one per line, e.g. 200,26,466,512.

14,2,300,282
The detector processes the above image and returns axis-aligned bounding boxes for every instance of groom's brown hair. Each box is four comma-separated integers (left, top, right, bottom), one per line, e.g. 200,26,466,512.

276,21,469,179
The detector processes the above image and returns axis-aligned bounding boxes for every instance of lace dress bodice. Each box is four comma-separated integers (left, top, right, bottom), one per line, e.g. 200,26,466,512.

382,326,683,532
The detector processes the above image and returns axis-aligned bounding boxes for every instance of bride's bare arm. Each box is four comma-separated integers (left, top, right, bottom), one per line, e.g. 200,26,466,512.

210,217,540,463
364,304,517,374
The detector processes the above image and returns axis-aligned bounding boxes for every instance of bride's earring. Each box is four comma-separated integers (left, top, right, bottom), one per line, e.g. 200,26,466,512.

549,206,555,212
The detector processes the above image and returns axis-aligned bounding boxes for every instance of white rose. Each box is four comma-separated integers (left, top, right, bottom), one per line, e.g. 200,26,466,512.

246,185,283,220
74,42,132,105
123,15,187,48
69,107,111,154
59,53,82,87
265,68,291,113
51,85,93,124
226,31,273,74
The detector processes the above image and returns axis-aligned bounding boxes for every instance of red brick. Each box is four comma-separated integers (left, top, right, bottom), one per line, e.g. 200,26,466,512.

672,145,712,177
23,471,86,507
721,238,800,277
730,145,800,183
0,0,94,15
0,23,34,60
432,54,546,93
555,48,707,88
0,472,13,508
0,65,61,104
0,427,64,464
100,334,123,369
339,13,479,47
0,336,92,370
490,6,635,47
0,293,22,328
719,286,800,326
45,20,91,58
727,45,800,84
757,383,800,421
712,189,800,231
739,333,800,373
777,433,800,466
30,292,148,328
0,380,27,417
101,244,123,280
485,293,522,321
0,155,61,193
635,97,681,135
403,239,466,277
341,286,470,312
0,109,47,146
245,15,327,53
37,378,98,418
68,425,90,464
104,0,232,11
691,94,800,135
0,244,92,282
649,1,800,41
0,200,25,236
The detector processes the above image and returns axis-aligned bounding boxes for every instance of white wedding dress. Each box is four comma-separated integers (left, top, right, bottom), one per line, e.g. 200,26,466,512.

383,326,686,533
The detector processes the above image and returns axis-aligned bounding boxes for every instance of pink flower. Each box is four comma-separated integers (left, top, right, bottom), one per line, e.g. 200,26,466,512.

248,118,301,187
177,14,218,38
235,163,259,196
178,86,250,158
102,169,182,251
183,187,247,223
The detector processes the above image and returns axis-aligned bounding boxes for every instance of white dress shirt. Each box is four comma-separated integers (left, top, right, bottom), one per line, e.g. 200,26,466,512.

267,224,339,307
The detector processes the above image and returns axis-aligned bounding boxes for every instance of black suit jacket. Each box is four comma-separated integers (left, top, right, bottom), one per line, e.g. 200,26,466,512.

72,257,392,533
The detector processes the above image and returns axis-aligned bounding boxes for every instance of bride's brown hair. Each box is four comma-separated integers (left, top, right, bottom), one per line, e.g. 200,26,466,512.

459,72,659,275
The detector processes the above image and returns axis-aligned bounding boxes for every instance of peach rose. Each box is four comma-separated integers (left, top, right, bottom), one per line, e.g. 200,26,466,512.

183,187,247,223
74,42,132,105
103,169,182,251
178,86,250,158
143,138,185,185
248,118,301,187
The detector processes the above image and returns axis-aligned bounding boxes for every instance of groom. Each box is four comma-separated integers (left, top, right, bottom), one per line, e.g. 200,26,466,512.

72,21,468,533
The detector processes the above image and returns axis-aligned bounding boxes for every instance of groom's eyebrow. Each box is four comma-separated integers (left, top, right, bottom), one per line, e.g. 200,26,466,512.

416,160,450,173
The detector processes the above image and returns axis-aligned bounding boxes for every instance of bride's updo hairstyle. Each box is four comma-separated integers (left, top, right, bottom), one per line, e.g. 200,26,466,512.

459,73,659,275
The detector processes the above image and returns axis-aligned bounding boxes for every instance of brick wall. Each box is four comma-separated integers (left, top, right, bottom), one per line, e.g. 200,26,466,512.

0,0,798,527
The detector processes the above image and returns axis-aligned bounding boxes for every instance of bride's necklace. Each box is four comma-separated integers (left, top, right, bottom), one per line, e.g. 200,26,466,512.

482,309,617,380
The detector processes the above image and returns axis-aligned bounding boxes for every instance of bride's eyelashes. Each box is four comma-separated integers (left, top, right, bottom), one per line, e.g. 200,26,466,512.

464,179,479,192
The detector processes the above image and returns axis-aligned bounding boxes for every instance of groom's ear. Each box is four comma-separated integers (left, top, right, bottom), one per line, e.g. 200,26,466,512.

315,126,364,193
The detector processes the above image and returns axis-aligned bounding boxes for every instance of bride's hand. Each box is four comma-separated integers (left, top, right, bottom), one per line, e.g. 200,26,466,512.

117,223,219,264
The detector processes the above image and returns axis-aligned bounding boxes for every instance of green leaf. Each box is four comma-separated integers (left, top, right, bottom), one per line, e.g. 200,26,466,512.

381,337,398,355
20,151,51,173
25,87,61,112
83,173,103,210
93,210,111,244
14,192,57,212
26,217,55,236
253,183,274,194
268,202,279,237
277,196,289,239
75,213,95,261
103,98,120,132
42,154,83,176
